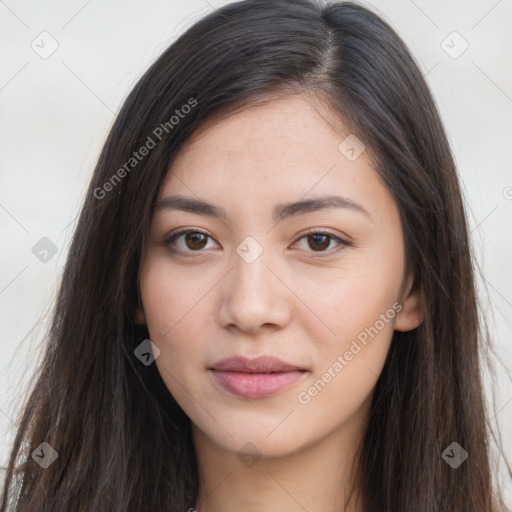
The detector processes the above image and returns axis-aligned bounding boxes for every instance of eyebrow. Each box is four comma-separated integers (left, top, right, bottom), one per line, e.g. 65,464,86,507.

154,194,371,222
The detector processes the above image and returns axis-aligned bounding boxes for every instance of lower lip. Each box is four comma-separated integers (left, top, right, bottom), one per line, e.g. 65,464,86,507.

210,370,305,398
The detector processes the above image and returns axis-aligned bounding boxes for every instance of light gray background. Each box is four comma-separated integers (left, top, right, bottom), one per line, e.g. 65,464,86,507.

1,0,511,504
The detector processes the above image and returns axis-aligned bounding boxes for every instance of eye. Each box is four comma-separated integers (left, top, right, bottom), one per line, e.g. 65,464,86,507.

292,229,349,255
163,229,219,253
163,228,349,256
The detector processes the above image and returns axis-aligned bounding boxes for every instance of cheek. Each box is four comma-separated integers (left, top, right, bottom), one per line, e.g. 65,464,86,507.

139,255,213,389
140,252,214,337
294,287,397,430
291,250,402,410
295,250,403,349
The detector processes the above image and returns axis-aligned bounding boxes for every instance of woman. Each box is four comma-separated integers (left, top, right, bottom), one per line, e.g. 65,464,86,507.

1,0,510,510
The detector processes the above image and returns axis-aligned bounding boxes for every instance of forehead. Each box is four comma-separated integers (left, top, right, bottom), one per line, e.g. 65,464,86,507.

176,94,347,159
163,95,370,185
156,94,396,227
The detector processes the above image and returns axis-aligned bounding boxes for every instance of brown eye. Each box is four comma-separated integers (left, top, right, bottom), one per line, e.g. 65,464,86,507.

307,233,331,251
163,229,218,253
293,230,349,255
184,232,208,250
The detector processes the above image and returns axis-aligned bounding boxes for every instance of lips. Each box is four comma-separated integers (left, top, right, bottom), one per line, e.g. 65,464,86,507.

209,355,307,398
211,355,303,373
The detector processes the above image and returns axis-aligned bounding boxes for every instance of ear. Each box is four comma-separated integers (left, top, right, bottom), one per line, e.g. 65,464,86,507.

134,306,146,325
394,271,424,332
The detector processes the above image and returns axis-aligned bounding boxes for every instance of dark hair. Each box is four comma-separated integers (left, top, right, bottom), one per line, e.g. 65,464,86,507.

1,0,510,510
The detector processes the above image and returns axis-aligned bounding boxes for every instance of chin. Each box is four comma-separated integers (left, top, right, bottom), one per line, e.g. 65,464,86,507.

192,410,314,460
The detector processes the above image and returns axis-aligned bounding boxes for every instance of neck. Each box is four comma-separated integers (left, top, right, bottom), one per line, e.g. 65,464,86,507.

192,415,366,512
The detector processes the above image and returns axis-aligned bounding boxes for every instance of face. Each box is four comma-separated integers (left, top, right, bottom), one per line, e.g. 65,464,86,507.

137,93,423,459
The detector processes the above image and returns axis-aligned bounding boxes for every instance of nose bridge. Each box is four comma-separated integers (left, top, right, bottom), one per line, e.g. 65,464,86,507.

216,236,290,332
230,237,275,302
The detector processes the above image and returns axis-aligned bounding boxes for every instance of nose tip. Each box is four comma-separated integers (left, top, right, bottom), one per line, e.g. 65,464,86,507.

215,247,292,334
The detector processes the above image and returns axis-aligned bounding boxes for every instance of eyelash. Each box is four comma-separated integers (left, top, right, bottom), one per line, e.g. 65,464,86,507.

162,228,350,257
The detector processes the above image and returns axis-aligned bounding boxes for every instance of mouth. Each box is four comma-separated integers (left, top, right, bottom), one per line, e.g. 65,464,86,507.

209,355,308,398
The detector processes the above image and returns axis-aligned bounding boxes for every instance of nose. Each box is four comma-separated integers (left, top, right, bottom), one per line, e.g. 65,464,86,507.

216,246,292,335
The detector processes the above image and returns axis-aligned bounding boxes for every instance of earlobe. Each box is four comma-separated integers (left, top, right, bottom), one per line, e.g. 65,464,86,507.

394,273,424,332
134,307,146,325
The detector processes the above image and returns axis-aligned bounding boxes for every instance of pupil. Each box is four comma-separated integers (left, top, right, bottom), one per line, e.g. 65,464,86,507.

309,234,329,251
186,233,207,250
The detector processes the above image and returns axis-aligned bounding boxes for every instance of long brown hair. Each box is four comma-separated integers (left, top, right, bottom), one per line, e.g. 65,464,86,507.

1,1,510,510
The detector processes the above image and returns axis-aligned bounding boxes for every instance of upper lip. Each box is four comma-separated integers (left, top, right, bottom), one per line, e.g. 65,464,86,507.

210,356,304,373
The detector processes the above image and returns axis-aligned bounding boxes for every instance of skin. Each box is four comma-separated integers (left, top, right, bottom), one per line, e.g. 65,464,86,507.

136,93,423,512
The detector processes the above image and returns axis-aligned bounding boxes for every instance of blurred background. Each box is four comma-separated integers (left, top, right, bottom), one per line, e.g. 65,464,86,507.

1,0,511,504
